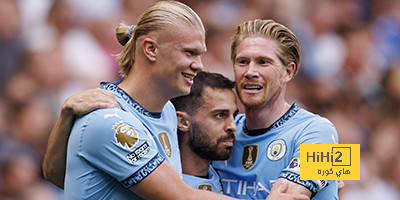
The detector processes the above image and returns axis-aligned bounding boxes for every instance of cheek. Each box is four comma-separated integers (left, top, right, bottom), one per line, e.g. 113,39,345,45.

234,67,245,79
200,121,220,137
266,68,284,84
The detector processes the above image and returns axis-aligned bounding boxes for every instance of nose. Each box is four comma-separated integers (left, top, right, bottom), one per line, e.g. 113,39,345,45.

225,115,237,134
244,62,259,78
191,56,204,72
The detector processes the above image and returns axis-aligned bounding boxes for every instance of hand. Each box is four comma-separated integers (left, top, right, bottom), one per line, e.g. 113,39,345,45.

63,88,120,116
266,179,310,200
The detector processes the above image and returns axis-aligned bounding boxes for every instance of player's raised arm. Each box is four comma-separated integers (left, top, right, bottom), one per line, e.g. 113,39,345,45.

42,88,119,188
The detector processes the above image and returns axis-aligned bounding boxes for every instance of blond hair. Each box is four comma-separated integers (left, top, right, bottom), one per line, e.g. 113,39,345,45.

115,1,205,78
231,19,301,76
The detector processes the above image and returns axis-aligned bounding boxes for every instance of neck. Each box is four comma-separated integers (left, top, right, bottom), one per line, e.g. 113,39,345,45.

245,97,291,130
179,137,210,177
118,64,169,113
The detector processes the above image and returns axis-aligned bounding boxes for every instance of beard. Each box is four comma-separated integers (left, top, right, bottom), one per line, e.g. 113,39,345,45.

236,80,283,110
188,122,235,160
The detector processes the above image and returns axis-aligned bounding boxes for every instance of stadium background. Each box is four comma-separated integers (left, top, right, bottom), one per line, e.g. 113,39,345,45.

0,0,399,199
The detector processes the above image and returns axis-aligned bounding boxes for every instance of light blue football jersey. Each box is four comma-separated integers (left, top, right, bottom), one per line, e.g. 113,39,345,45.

182,166,223,194
65,81,181,200
212,103,339,200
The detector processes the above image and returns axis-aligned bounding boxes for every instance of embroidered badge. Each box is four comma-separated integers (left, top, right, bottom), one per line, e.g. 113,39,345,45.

318,180,328,189
289,158,300,169
267,139,286,161
198,184,213,191
242,145,258,170
288,157,300,172
113,121,139,149
158,132,172,157
126,142,150,164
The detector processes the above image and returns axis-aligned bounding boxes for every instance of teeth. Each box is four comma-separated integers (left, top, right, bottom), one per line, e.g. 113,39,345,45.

244,85,262,90
182,73,194,80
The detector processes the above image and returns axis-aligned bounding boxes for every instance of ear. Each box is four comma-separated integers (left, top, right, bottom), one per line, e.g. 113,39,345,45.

141,38,157,62
176,111,191,132
283,62,296,83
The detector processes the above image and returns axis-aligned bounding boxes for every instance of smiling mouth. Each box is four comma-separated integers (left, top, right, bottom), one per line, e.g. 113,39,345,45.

243,85,263,90
182,72,195,81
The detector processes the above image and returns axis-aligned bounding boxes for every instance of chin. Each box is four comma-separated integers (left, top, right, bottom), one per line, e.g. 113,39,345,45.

241,99,263,108
181,88,191,96
219,149,233,160
175,86,190,97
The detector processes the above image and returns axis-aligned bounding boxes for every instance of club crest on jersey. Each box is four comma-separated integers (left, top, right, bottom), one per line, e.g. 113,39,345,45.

267,139,286,161
113,121,139,149
242,145,258,170
198,184,212,191
158,132,172,157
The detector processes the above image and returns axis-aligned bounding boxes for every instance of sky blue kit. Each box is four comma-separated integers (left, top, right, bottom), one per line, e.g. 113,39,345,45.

212,103,339,200
182,165,223,194
65,81,181,200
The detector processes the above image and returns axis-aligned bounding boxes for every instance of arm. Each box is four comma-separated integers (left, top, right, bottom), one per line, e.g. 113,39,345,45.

267,179,310,200
276,119,339,198
130,161,236,200
272,178,312,197
42,106,75,189
131,161,309,200
42,88,119,189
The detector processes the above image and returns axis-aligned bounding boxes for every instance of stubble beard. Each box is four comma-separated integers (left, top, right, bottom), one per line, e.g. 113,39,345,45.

237,81,283,110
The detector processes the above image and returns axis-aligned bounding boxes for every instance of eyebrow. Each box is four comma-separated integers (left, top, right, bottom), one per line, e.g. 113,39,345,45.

211,109,229,114
183,47,207,55
235,55,274,62
211,109,239,116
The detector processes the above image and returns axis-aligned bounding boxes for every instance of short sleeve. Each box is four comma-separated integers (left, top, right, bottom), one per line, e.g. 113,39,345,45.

280,117,338,196
77,108,165,188
293,118,339,156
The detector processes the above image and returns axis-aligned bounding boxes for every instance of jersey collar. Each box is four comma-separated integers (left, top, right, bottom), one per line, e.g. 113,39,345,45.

244,103,300,136
100,81,162,118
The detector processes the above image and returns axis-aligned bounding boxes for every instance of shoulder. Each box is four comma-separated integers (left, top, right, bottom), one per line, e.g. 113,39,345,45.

75,108,157,157
75,108,147,142
78,108,141,128
162,101,177,117
164,101,176,112
296,109,336,131
294,108,338,144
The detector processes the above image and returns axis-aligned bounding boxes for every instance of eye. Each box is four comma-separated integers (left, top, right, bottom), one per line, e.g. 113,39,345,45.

185,50,194,56
257,57,274,66
236,59,248,66
259,59,272,66
215,113,225,119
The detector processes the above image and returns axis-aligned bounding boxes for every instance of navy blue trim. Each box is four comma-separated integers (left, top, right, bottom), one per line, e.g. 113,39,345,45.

121,153,165,188
243,103,300,134
213,165,225,194
101,81,162,118
279,170,320,197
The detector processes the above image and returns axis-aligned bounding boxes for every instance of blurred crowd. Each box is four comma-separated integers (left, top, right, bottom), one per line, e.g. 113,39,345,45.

0,0,399,199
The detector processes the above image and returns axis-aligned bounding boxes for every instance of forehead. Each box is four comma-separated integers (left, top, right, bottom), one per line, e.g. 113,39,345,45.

160,24,206,51
236,37,279,59
198,87,236,113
